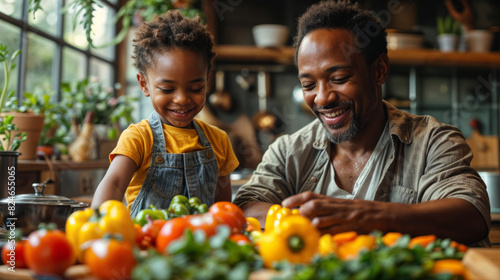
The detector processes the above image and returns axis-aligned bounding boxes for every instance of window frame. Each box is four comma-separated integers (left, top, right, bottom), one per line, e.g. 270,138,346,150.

0,0,119,102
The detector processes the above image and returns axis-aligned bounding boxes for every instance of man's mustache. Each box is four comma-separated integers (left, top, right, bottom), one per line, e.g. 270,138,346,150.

313,100,353,111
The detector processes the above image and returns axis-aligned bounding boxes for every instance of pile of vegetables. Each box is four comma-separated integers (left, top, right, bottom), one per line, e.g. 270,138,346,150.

246,204,469,280
0,199,471,280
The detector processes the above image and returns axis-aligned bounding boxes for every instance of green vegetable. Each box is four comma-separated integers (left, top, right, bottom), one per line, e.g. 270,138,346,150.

170,203,190,216
133,205,168,226
188,197,202,208
274,232,466,280
168,195,208,218
132,226,262,280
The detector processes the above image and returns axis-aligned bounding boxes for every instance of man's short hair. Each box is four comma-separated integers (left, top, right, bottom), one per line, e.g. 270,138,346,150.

294,0,387,65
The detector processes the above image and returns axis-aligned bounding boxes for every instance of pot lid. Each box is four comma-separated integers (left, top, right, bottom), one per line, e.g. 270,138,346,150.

0,183,87,206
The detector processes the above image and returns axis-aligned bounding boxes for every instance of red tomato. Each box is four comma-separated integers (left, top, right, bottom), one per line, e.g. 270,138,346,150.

142,219,168,242
1,240,27,268
229,234,252,246
25,228,75,275
156,217,189,253
209,202,246,234
186,213,220,237
84,238,136,280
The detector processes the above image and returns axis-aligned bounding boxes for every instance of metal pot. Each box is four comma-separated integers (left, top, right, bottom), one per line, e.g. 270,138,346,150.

0,183,88,236
478,171,500,213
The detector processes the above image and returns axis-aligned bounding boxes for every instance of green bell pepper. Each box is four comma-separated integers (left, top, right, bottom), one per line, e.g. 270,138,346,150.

133,204,168,226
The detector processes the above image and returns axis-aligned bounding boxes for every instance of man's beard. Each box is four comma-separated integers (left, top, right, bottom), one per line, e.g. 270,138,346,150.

315,102,361,144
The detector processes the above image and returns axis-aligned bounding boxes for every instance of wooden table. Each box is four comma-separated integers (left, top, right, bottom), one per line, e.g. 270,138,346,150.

1,248,498,280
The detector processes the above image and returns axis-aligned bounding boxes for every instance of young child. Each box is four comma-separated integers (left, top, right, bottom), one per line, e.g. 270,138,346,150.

92,10,239,218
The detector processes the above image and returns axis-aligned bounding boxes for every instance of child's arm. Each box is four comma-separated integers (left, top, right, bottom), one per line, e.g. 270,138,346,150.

214,175,232,202
91,155,137,208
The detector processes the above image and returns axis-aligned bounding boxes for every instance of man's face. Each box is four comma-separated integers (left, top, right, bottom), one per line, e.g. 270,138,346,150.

297,28,383,143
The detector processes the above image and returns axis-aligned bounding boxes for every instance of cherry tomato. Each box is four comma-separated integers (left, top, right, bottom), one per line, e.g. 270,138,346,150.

142,218,167,242
25,228,75,275
84,237,136,280
1,240,27,268
229,234,252,246
209,202,246,234
156,217,189,253
186,213,219,237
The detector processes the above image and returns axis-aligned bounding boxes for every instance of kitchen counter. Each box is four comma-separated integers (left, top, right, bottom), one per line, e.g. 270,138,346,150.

1,248,499,280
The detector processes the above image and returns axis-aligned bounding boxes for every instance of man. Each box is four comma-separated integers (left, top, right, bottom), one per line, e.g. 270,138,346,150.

233,0,490,247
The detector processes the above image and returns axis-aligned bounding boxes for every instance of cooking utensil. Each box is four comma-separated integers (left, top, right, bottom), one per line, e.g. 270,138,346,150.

466,118,499,170
478,171,500,213
0,183,88,236
253,71,279,131
209,71,232,112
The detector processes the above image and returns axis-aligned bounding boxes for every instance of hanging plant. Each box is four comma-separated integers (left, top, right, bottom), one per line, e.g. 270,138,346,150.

29,0,204,48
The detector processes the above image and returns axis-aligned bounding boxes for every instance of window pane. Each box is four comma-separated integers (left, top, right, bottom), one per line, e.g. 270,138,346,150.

25,33,56,93
64,0,89,50
0,0,22,20
0,21,21,97
90,58,113,87
28,0,61,36
62,47,86,83
90,0,115,60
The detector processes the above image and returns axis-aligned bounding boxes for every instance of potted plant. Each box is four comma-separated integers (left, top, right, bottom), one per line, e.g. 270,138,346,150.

61,77,137,160
29,92,72,159
437,15,461,52
2,90,55,160
0,44,27,197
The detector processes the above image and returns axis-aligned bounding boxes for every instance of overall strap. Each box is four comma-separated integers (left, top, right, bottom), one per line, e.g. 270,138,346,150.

148,112,167,153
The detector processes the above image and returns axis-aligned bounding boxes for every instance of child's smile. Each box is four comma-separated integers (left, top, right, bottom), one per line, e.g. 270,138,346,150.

138,48,208,128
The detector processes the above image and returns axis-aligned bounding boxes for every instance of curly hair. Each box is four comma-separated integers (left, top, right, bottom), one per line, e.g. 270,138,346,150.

294,0,387,65
132,10,216,75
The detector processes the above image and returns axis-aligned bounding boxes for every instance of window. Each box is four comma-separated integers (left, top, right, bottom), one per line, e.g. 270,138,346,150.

0,0,118,102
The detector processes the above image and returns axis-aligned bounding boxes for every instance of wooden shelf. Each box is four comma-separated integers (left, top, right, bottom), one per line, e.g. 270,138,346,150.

215,45,295,65
215,45,500,68
18,159,109,172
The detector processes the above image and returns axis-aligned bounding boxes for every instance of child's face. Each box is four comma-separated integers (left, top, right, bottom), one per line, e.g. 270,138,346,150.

137,48,208,128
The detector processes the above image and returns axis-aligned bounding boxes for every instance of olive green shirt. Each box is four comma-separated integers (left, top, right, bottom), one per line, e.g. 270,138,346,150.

233,101,491,247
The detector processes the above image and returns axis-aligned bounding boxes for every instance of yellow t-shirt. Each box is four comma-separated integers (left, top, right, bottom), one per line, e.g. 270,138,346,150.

110,118,239,209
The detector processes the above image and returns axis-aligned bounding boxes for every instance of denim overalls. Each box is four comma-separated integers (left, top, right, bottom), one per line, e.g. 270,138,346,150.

129,112,219,218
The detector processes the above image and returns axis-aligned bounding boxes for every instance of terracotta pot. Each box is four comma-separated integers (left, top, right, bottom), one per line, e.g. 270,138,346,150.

0,113,45,160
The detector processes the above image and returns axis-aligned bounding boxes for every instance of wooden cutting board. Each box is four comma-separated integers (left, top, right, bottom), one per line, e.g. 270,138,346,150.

0,265,281,280
1,249,498,280
466,129,499,170
0,264,93,280
463,248,500,280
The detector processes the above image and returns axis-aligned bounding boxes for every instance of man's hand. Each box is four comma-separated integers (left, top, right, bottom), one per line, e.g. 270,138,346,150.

282,191,488,245
282,191,392,235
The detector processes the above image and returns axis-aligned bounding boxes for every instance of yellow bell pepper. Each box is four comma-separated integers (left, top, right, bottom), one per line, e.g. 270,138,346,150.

318,234,338,256
264,204,300,232
246,217,262,232
259,215,320,268
65,200,136,262
66,207,94,254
